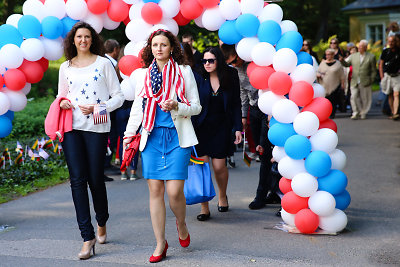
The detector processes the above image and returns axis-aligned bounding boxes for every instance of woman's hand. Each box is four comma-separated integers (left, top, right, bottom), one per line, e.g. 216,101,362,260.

256,145,264,155
161,99,178,112
122,137,132,159
234,131,242,145
60,100,73,110
78,104,94,115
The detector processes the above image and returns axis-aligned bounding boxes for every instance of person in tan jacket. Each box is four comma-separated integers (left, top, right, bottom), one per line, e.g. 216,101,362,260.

340,40,377,119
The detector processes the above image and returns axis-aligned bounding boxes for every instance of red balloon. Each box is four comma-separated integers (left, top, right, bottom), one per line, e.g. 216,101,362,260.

319,118,337,132
268,71,292,95
87,0,109,14
107,0,129,22
198,0,220,8
249,66,275,89
246,62,257,77
294,208,319,234
123,14,131,26
37,57,49,72
18,60,44,84
180,0,203,20
279,177,292,194
289,81,314,107
141,2,163,25
302,97,333,122
119,55,142,76
173,11,191,26
4,69,26,91
0,75,4,88
281,191,309,214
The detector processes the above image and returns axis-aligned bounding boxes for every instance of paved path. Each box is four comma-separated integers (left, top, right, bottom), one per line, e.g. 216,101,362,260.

0,94,399,266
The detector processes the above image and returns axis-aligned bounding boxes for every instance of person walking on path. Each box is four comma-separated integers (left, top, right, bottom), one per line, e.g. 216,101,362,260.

123,29,201,263
57,22,124,259
340,40,377,119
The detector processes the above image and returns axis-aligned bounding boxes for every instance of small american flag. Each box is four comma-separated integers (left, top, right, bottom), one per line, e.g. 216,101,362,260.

93,104,108,125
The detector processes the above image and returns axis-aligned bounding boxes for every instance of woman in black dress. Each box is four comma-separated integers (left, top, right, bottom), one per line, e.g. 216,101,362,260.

192,47,242,221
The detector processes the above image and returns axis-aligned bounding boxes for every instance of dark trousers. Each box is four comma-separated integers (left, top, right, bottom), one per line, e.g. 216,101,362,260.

116,107,139,169
62,130,109,241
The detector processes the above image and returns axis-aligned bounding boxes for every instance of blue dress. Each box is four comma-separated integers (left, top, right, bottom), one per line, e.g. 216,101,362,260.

141,105,191,180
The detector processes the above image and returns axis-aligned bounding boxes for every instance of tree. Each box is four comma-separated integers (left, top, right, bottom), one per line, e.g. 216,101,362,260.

0,0,24,24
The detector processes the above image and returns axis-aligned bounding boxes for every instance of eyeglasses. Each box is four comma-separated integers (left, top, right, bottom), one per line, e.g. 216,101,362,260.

330,41,337,44
201,58,216,64
227,55,238,65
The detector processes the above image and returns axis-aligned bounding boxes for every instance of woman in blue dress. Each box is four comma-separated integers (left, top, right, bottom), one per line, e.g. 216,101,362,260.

124,29,201,263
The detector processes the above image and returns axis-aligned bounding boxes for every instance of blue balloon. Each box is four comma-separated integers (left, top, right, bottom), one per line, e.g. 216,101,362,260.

269,116,278,127
334,190,351,210
305,150,332,177
257,20,281,45
275,31,303,53
0,115,12,138
268,122,296,147
4,110,14,121
18,15,42,39
41,16,63,40
61,17,78,38
318,169,348,195
297,51,313,65
284,134,311,160
235,14,260,38
0,24,24,48
219,20,242,45
143,0,160,2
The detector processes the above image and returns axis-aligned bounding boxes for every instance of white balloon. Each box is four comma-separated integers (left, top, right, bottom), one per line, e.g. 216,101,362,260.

313,56,319,72
102,12,120,30
158,0,180,18
21,38,45,62
65,0,88,21
240,0,263,16
202,7,226,31
40,37,64,61
257,88,269,97
83,11,103,33
123,0,140,4
21,83,32,95
0,92,11,115
251,42,276,67
194,12,205,28
160,18,179,36
123,41,136,56
312,83,326,98
219,0,241,20
272,99,299,124
148,24,172,38
4,90,27,112
329,149,347,170
290,64,317,85
6,14,23,28
258,3,283,23
291,172,318,197
310,128,338,153
278,156,306,179
125,19,153,42
120,79,134,101
129,1,144,20
120,71,129,80
293,111,320,137
281,208,296,227
319,209,348,232
309,191,336,217
23,0,45,21
44,0,66,19
257,90,285,115
131,41,147,57
273,48,298,74
0,66,6,75
272,146,287,162
236,37,259,62
280,20,298,34
0,44,24,69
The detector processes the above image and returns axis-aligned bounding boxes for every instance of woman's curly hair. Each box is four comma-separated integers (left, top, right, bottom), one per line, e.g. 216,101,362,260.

63,22,104,62
141,29,184,67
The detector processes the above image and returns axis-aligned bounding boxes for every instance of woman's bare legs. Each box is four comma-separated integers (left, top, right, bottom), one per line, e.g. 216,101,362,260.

147,179,166,256
212,158,229,207
166,180,188,240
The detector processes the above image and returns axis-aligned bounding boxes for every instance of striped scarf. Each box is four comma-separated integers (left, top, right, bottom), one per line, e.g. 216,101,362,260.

138,57,190,132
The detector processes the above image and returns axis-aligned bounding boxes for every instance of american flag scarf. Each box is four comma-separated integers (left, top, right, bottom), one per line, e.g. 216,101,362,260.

138,57,190,133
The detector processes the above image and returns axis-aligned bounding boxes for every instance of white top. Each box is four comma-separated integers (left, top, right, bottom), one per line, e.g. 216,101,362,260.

58,56,125,133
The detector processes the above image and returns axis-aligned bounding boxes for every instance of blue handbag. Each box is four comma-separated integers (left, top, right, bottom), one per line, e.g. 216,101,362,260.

184,147,216,205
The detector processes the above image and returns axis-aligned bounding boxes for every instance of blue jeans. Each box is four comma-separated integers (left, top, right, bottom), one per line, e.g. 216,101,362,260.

116,107,139,170
62,130,109,241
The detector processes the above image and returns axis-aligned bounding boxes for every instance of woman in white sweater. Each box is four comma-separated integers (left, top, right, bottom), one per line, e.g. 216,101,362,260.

58,22,124,259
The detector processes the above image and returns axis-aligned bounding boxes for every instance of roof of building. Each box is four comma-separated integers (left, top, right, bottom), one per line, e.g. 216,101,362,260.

342,0,400,11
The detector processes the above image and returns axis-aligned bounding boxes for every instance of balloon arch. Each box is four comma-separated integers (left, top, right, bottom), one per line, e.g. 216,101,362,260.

0,0,350,234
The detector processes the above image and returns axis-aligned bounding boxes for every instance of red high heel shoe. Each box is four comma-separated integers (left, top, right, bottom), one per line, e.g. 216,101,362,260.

176,220,190,248
149,241,168,263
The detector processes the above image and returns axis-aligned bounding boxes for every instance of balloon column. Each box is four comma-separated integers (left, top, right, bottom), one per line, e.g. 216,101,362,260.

1,0,350,233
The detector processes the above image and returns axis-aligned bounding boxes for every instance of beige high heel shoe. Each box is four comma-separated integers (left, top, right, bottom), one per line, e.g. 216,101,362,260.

96,224,107,244
78,238,96,260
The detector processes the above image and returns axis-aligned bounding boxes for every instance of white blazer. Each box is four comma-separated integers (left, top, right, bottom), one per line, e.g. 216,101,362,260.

124,65,202,151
